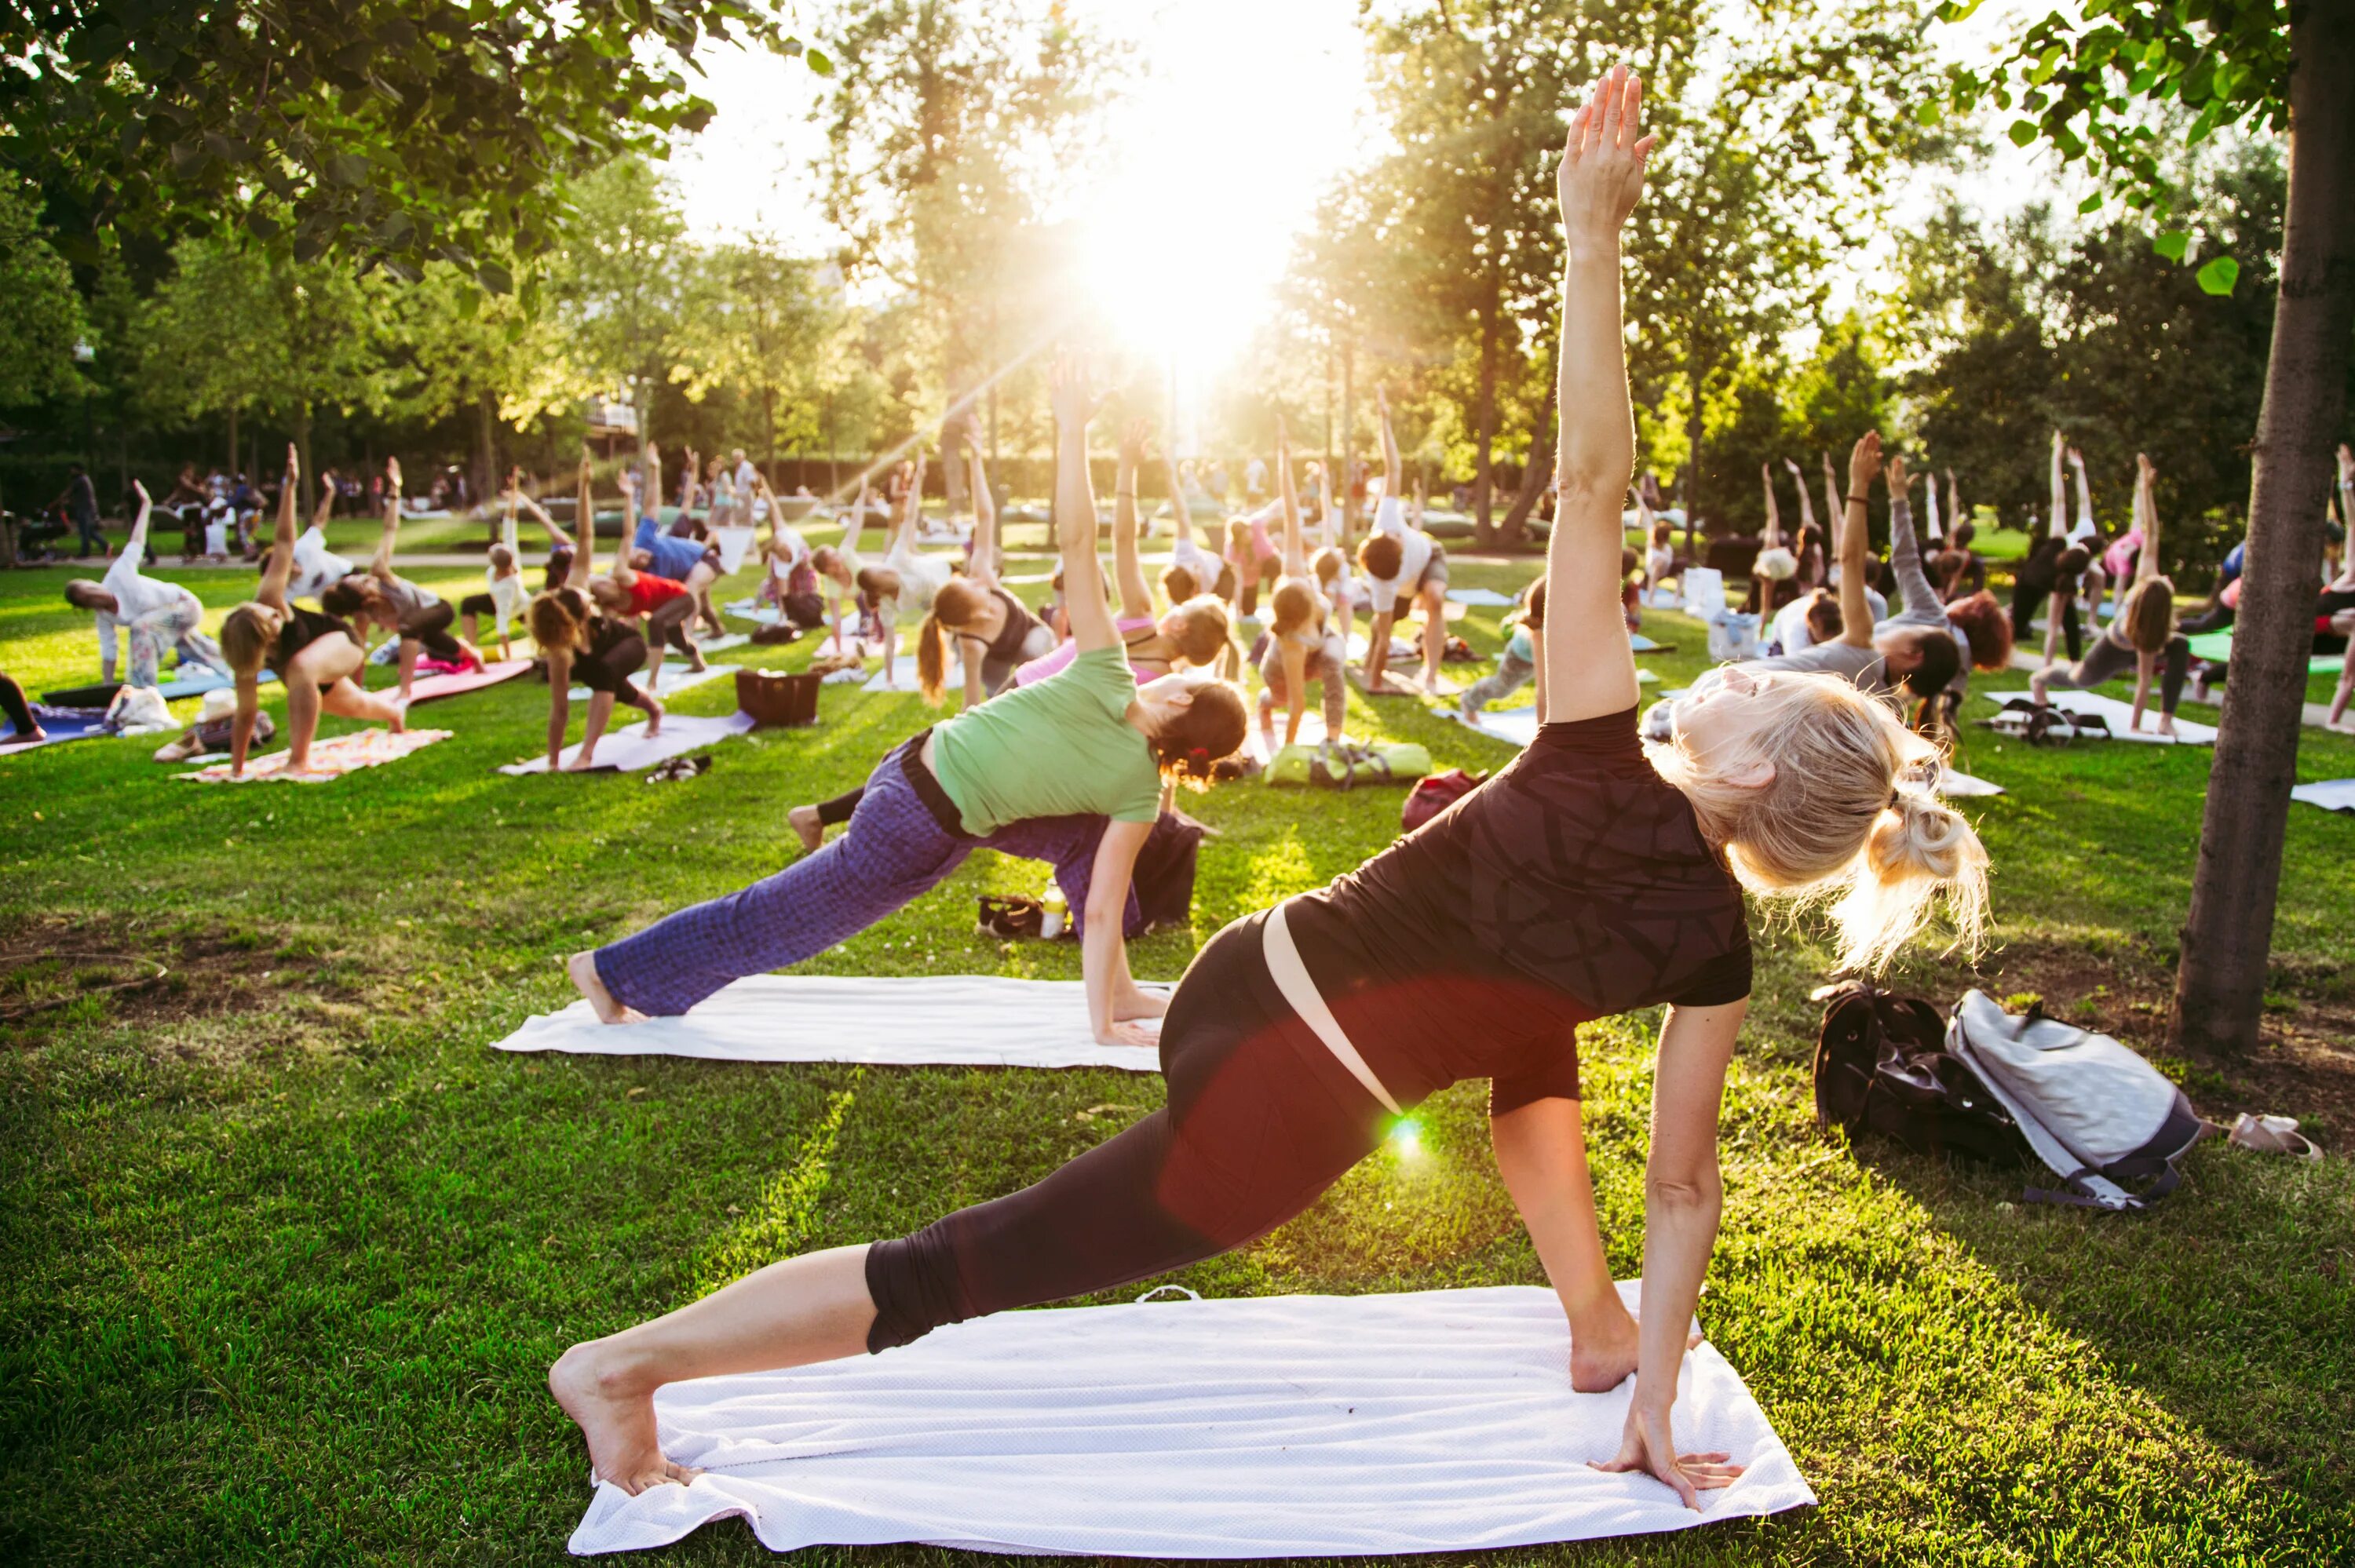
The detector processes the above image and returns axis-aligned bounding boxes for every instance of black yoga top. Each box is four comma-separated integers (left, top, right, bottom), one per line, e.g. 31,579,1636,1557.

269,606,359,678
572,616,648,695
976,585,1045,665
1282,706,1751,1115
2013,537,2073,595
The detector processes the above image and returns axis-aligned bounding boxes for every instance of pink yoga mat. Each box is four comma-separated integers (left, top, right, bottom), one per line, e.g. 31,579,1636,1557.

403,659,533,705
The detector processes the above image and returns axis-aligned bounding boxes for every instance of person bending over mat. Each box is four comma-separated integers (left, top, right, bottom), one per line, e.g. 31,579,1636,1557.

218,447,406,778
2031,453,2189,737
64,480,228,687
322,458,482,702
1255,414,1350,750
914,418,1053,706
551,74,1990,1510
570,355,1247,1038
528,449,666,771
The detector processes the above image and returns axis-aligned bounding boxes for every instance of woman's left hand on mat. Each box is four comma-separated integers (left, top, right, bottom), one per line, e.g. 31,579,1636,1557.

1590,1401,1745,1510
1101,1019,1160,1048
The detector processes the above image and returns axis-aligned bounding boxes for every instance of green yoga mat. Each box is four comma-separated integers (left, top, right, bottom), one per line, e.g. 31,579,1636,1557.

2184,629,2343,673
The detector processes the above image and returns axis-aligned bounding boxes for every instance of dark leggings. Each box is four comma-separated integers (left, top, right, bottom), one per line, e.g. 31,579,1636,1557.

579,633,658,713
2010,582,2082,662
0,673,34,735
2044,632,2190,714
816,785,865,826
864,913,1389,1352
402,600,465,661
645,593,699,659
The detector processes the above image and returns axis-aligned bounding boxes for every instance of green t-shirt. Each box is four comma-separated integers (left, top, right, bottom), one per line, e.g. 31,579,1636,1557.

929,645,1163,836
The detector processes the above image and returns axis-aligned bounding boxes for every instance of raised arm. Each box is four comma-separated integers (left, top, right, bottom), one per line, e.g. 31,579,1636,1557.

893,450,928,556
126,479,153,556
1886,454,1938,618
1923,465,1942,542
1834,434,1880,647
967,428,1002,589
1543,67,1656,724
2048,432,2068,539
1162,442,1200,559
1820,451,1842,540
1277,417,1307,577
570,447,596,590
644,443,663,527
1946,469,1962,538
1050,358,1118,653
1101,420,1147,617
2134,454,2163,585
369,458,403,580
257,445,301,612
1377,385,1402,501
1758,464,1780,549
1787,457,1816,542
312,468,337,531
501,469,520,561
2070,446,2094,538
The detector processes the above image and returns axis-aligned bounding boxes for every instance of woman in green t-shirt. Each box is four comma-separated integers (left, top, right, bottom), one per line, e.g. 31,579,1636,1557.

567,357,1248,1048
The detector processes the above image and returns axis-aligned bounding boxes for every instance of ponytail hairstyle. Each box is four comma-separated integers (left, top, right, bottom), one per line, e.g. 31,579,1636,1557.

1647,670,1989,973
1161,594,1237,671
1359,533,1404,582
1952,519,1977,549
1522,572,1549,629
918,578,987,705
1803,588,1843,644
319,577,384,620
1148,679,1250,792
2119,577,2178,655
1160,563,1200,605
1269,578,1320,640
528,585,593,655
1943,589,2014,671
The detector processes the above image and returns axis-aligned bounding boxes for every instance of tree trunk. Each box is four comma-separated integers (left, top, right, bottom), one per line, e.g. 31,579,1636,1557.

474,393,497,526
226,403,239,479
1342,341,1356,541
1499,334,1562,545
2171,0,2355,1055
1473,298,1501,547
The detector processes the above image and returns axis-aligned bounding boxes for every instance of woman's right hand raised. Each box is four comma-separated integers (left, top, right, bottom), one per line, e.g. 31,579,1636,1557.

1048,355,1101,435
1556,65,1659,244
1847,432,1882,495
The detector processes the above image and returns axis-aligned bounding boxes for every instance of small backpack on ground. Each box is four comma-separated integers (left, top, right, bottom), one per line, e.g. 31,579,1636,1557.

1403,768,1483,831
1944,989,2205,1211
1813,982,2028,1169
1266,740,1431,789
1984,697,2109,746
1125,809,1206,934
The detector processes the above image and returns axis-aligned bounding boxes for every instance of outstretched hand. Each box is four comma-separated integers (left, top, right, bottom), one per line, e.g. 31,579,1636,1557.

1556,64,1659,242
285,443,301,481
1847,432,1882,495
1048,354,1101,434
1119,418,1152,469
1886,452,1910,493
1784,458,1801,476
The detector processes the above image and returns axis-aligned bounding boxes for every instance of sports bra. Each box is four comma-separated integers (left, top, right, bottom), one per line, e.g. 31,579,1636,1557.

973,585,1045,664
270,606,359,676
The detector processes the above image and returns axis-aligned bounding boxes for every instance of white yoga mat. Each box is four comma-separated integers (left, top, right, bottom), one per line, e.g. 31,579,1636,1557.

2045,690,2219,746
712,525,758,574
862,652,962,694
725,597,782,625
564,1282,1814,1558
2291,779,2355,814
1244,709,1333,760
1454,706,1539,748
568,662,742,701
1937,768,2005,797
695,633,750,654
498,711,754,775
495,972,1164,1070
1446,585,1517,607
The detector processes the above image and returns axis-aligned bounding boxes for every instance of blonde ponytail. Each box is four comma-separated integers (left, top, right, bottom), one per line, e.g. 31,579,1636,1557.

1648,671,1990,973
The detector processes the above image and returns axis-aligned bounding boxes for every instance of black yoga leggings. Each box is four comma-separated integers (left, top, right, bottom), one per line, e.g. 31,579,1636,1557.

645,593,699,659
2010,583,2083,662
402,600,465,661
577,633,658,713
864,913,1389,1352
816,785,865,826
0,673,34,735
2043,632,2191,714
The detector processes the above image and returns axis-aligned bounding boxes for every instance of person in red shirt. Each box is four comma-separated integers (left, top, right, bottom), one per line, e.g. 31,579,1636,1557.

591,549,707,673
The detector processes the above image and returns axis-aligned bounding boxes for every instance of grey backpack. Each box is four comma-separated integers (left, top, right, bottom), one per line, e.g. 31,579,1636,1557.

1944,990,2206,1210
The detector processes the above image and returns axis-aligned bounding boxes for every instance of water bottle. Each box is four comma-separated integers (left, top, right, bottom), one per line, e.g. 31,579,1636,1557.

1041,885,1068,940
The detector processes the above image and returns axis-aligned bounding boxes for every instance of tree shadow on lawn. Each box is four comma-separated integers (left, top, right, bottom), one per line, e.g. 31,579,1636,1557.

1852,1124,2353,1523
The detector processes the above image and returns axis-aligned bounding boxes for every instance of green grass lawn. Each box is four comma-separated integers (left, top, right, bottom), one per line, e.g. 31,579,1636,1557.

2,544,2352,1566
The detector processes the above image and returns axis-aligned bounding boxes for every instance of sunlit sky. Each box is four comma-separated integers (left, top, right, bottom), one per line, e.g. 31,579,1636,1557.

665,0,2074,377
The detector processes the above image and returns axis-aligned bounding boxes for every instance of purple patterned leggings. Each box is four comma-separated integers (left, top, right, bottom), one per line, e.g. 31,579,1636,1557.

596,741,1130,1016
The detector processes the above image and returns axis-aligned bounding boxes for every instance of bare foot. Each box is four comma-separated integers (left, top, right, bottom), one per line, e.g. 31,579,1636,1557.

2028,672,2049,706
787,803,824,854
688,653,709,673
568,950,646,1023
644,695,666,738
2158,717,2177,738
389,703,409,734
1568,1298,1704,1393
549,1343,700,1495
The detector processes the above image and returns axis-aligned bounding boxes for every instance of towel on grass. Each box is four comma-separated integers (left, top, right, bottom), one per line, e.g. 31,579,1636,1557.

2185,629,2345,673
498,711,754,775
406,658,533,705
0,706,114,755
2044,690,2219,746
178,727,451,782
1445,586,1517,607
568,662,742,702
564,1282,1813,1559
2291,779,2355,814
42,667,264,706
1935,768,2006,797
495,972,1165,1070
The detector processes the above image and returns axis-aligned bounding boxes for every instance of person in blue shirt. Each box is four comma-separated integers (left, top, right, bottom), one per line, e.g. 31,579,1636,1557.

623,443,725,638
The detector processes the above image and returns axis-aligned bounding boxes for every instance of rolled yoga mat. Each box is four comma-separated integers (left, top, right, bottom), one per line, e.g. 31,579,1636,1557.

561,1281,1814,1558
494,972,1167,1070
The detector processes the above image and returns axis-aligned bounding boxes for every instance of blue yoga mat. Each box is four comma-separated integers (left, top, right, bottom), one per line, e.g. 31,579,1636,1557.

42,667,271,706
0,706,113,754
